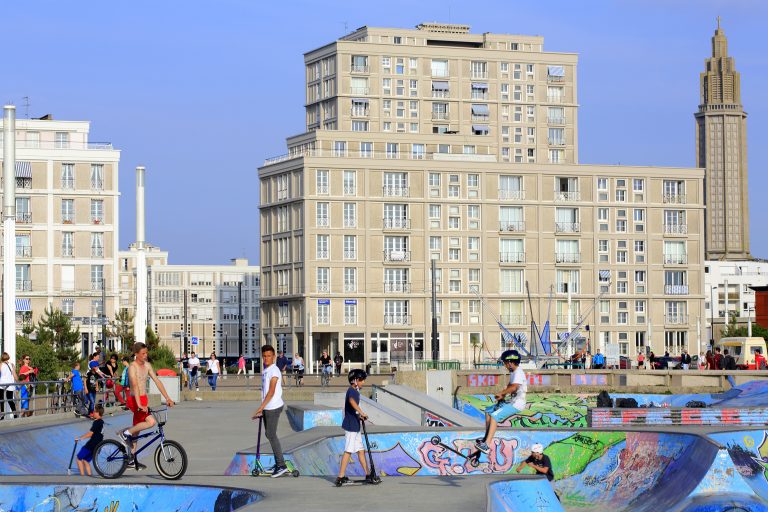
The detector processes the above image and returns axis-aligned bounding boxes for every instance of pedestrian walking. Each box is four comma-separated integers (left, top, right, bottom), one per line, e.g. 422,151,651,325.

207,353,221,390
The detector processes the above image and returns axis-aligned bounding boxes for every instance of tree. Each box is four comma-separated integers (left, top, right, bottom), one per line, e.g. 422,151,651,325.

16,334,59,381
470,334,481,366
109,309,135,349
35,306,81,367
145,326,160,352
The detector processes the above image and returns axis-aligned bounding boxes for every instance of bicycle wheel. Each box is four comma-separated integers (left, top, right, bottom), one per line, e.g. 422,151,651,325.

154,439,187,480
93,440,129,479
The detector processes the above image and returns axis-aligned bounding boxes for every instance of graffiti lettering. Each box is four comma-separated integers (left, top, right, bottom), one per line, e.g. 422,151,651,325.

419,437,518,475
104,501,119,512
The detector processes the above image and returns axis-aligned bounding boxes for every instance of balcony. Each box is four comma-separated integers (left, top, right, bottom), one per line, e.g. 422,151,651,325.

555,222,581,233
664,224,688,235
61,179,75,190
350,87,370,95
384,314,412,326
383,250,411,262
665,284,689,295
344,283,356,293
344,250,357,260
91,216,104,225
556,314,583,325
92,247,104,257
343,219,356,228
317,185,329,195
548,138,566,146
547,116,566,125
62,247,74,257
431,112,449,121
664,254,688,264
15,212,32,223
91,281,103,291
383,218,411,230
383,186,409,197
0,140,113,150
16,246,32,257
500,314,527,326
499,221,525,232
556,252,581,264
344,316,358,325
316,217,329,227
15,280,31,291
343,185,356,195
663,194,686,204
470,71,488,79
547,95,565,103
384,282,411,293
554,191,580,201
547,75,566,83
665,314,689,325
62,216,75,224
498,189,525,200
471,92,489,100
351,65,369,73
350,108,369,117
500,252,526,264
317,283,329,293
316,250,329,259
431,90,450,99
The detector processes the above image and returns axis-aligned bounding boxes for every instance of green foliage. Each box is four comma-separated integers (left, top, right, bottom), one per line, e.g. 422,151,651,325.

149,344,178,373
721,314,768,347
34,306,81,368
145,326,160,352
109,309,135,348
16,335,59,381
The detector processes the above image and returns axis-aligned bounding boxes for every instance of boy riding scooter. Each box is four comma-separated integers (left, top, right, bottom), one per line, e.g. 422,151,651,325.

475,350,526,454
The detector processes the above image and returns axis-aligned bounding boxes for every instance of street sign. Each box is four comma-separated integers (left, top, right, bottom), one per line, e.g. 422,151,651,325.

191,336,199,345
171,331,182,338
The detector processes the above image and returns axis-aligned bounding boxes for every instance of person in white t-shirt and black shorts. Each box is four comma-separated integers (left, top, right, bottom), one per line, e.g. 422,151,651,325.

475,349,527,454
252,345,288,477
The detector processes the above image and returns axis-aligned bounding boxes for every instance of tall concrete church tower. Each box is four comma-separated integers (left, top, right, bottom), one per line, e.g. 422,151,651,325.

695,18,751,260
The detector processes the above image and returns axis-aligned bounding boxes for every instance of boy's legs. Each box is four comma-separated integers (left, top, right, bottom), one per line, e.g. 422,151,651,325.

357,449,369,475
262,407,285,469
338,452,352,479
76,457,86,476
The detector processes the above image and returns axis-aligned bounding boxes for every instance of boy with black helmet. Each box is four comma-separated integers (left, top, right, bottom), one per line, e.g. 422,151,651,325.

475,349,527,454
335,369,370,486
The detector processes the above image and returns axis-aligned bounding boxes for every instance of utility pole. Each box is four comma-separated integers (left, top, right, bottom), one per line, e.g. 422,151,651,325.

101,278,107,350
431,259,438,361
238,281,243,357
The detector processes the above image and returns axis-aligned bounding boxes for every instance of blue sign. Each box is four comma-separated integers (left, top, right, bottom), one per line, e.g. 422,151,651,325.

318,299,330,305
191,336,199,345
345,299,357,305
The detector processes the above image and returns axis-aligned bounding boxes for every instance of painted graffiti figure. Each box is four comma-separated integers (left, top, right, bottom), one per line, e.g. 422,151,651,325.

475,350,527,454
335,369,371,486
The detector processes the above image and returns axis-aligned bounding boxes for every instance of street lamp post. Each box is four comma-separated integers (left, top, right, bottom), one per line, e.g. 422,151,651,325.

710,286,716,349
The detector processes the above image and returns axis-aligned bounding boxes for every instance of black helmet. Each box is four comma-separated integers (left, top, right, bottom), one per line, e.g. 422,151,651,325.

499,350,521,364
348,368,367,383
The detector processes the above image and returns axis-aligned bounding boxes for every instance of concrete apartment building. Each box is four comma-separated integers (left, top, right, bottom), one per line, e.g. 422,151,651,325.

118,248,261,359
258,23,706,366
0,116,120,354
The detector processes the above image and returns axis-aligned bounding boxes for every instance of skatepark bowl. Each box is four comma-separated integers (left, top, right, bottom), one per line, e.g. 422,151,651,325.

0,483,261,512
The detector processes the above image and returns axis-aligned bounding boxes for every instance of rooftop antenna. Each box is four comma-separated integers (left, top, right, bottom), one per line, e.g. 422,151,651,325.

342,21,348,34
22,97,30,119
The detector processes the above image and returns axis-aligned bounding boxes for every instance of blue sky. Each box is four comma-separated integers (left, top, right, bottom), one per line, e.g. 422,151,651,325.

2,0,766,264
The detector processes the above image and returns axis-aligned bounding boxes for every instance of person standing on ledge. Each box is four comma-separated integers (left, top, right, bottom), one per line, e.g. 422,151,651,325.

252,345,289,477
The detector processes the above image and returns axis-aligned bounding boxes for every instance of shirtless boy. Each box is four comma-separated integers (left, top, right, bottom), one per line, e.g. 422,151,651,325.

118,342,175,468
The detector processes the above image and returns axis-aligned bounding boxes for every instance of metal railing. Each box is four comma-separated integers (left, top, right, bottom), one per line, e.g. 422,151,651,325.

498,221,525,232
316,217,329,227
500,314,527,325
662,194,686,204
344,250,357,259
547,116,566,125
499,252,526,263
383,250,411,262
15,212,32,223
91,247,104,257
554,190,580,201
547,95,565,103
91,281,103,291
91,216,104,224
16,280,32,291
383,186,409,197
384,314,412,326
384,282,411,293
664,254,688,264
665,284,689,295
350,108,369,117
61,179,75,189
383,218,411,229
556,252,581,263
0,377,122,420
431,90,450,98
350,87,370,95
16,246,32,257
498,189,525,200
351,65,369,73
664,224,688,235
555,222,580,233
316,250,329,259
431,112,449,120
665,314,689,325
0,141,114,151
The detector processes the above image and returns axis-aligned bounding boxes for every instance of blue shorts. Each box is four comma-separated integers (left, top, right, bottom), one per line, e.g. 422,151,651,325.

485,401,521,423
77,446,93,462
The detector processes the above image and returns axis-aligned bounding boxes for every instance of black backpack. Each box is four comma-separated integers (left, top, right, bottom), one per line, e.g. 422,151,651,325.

685,400,707,408
596,390,612,408
616,398,639,408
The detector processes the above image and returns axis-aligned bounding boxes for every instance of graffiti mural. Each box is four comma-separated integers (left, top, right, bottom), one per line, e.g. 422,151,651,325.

0,484,261,512
710,430,768,500
457,394,594,428
419,436,517,475
590,407,768,427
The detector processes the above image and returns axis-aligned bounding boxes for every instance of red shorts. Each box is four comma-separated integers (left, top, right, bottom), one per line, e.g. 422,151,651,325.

127,395,149,425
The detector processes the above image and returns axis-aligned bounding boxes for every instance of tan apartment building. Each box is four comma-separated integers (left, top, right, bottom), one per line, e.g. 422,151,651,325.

258,24,706,366
135,258,261,359
118,242,169,321
0,116,120,355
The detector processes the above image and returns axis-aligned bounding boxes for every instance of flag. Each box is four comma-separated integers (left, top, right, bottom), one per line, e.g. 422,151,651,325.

539,321,551,355
499,322,530,356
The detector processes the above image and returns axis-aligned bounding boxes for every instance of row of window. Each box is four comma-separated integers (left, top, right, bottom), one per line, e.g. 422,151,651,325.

13,264,105,292
12,197,106,223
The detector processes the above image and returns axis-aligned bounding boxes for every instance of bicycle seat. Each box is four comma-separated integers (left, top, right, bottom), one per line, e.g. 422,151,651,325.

158,421,167,427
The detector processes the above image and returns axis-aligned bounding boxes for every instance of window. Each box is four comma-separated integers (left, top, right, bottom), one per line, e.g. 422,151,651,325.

431,59,448,77
317,267,329,292
316,202,329,227
317,302,329,325
470,60,488,78
633,179,644,192
333,140,347,157
90,200,104,224
61,232,74,257
316,235,329,259
90,164,104,190
384,172,408,196
55,131,70,149
316,169,329,194
556,269,579,293
616,189,626,202
385,143,399,159
500,269,524,293
384,268,408,292
664,241,687,264
384,203,408,229
61,163,75,189
429,204,441,219
351,120,369,132
449,248,460,261
61,199,74,223
342,202,356,228
91,232,104,257
91,265,104,289
555,207,579,232
411,143,425,160
344,267,357,292
344,303,357,325
350,77,369,95
663,180,686,203
499,206,524,232
556,239,580,263
547,106,565,124
360,142,373,158
429,173,441,188
343,235,356,260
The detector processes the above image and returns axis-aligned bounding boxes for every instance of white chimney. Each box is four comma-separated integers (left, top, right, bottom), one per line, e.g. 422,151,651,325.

2,105,16,361
134,166,147,344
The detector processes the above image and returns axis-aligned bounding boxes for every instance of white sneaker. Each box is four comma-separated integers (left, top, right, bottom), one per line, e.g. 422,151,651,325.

271,466,289,478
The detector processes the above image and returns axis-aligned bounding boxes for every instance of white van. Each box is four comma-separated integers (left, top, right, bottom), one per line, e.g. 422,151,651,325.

715,337,766,369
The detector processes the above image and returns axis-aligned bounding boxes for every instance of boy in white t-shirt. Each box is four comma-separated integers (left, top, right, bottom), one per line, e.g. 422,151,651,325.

252,345,288,477
475,349,527,454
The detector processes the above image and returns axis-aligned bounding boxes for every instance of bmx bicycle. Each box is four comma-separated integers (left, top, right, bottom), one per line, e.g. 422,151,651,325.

320,364,333,387
92,407,188,480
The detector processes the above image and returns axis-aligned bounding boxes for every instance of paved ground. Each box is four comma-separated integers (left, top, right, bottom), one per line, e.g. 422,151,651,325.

2,400,495,512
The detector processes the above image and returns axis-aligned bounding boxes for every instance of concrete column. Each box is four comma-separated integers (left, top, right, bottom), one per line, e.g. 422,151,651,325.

2,106,16,361
134,166,147,344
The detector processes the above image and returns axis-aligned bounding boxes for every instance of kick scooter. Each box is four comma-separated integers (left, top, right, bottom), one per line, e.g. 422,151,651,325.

251,415,299,477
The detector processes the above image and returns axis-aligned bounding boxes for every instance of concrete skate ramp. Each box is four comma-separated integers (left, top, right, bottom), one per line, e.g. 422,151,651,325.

713,380,768,408
373,384,482,426
0,416,133,476
0,483,261,511
313,392,417,427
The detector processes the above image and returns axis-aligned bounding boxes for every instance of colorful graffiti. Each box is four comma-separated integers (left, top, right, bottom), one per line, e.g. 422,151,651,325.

0,484,261,512
590,406,768,427
419,436,517,475
286,406,343,431
457,394,594,428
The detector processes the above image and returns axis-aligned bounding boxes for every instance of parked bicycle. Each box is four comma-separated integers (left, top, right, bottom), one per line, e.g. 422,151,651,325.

92,407,187,479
